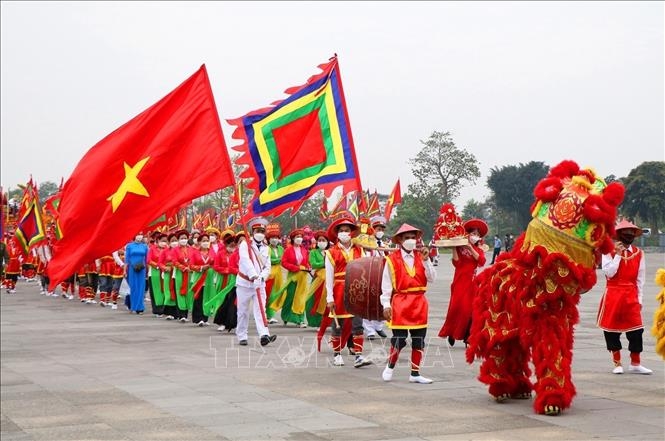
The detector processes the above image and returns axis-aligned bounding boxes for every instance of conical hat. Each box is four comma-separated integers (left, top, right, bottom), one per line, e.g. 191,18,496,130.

615,220,642,237
391,223,423,242
326,216,358,243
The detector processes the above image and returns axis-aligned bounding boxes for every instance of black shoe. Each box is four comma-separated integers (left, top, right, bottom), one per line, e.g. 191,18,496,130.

260,335,277,346
367,335,377,341
238,340,248,346
447,336,455,346
376,330,387,338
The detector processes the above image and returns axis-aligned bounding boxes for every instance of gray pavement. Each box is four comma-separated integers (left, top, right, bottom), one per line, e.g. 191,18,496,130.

2,253,664,441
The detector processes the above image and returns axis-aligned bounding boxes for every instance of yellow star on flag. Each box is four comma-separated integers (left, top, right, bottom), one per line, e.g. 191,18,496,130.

107,157,150,212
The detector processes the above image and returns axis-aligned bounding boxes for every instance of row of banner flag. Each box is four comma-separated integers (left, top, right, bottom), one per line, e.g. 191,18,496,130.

1,55,403,288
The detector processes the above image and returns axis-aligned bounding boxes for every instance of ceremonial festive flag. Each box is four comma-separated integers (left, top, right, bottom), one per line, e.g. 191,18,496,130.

366,190,380,218
319,196,329,220
229,55,363,218
384,178,402,220
48,65,235,287
15,180,47,255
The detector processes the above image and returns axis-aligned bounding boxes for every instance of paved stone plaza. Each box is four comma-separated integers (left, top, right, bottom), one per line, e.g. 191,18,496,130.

2,253,664,441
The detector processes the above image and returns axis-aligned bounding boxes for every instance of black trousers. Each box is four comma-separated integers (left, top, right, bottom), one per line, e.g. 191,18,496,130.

213,288,237,329
147,276,164,315
191,289,208,323
390,327,427,351
603,329,643,353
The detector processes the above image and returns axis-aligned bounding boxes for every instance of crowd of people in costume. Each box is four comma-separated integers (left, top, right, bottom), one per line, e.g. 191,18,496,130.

0,214,657,384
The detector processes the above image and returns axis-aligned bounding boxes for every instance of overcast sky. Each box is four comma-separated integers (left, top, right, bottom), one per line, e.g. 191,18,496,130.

1,1,663,208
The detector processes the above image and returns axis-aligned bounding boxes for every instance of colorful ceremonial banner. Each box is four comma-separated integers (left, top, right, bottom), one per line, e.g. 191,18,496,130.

366,190,380,218
15,180,47,255
228,55,363,218
48,65,235,287
384,178,402,220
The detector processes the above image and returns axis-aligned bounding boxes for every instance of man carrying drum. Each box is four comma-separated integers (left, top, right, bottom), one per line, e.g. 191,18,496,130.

325,216,373,368
380,224,437,384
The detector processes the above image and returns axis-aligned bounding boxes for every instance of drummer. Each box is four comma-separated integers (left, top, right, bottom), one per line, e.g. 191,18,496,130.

363,215,389,340
380,223,437,384
324,215,373,368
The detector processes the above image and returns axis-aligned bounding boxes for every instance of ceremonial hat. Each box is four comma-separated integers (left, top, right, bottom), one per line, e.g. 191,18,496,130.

314,230,329,241
205,227,221,237
220,228,235,241
174,229,190,239
266,223,281,239
614,220,642,237
371,215,387,228
248,217,269,230
289,229,304,240
391,223,423,242
463,219,489,237
326,216,358,243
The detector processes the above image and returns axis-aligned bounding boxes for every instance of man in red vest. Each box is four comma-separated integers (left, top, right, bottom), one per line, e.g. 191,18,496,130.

380,224,437,383
597,220,652,374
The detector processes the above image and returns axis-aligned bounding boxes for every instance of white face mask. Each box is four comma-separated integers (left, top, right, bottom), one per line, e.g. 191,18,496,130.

210,236,218,243
269,238,280,246
337,232,351,243
158,241,167,248
135,235,144,242
253,232,265,242
192,237,199,244
469,235,480,244
402,239,417,251
178,239,188,246
226,246,235,253
293,237,303,246
200,241,210,249
375,231,384,239
317,241,328,250
170,241,178,248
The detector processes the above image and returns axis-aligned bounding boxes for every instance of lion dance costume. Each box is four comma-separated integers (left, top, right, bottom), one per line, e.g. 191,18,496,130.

466,160,624,416
652,268,665,360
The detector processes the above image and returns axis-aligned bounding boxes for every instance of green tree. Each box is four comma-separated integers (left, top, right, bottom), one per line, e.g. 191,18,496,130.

38,181,60,201
409,131,481,203
487,161,549,231
620,161,665,234
462,199,489,220
393,131,481,239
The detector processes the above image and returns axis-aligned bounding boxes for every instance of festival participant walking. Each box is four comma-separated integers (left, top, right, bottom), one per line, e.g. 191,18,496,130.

172,229,194,322
438,219,488,347
147,233,168,317
235,218,277,346
305,230,329,328
265,222,285,324
490,235,502,265
210,231,240,332
190,232,216,326
271,228,312,327
597,220,652,374
125,232,148,314
381,224,437,383
159,233,179,320
324,216,372,368
4,236,21,294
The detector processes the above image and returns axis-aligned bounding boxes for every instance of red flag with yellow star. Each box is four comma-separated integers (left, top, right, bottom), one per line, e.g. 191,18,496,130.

48,65,235,287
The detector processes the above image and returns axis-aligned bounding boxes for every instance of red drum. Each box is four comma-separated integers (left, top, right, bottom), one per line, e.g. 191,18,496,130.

344,256,385,320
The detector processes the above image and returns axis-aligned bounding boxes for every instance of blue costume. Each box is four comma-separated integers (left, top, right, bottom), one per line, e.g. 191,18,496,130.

125,240,148,313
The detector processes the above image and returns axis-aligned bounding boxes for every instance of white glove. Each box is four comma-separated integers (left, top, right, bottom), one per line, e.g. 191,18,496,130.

252,277,263,289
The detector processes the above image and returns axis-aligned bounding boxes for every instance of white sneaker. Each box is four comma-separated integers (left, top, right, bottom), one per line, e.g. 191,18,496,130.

67,294,74,300
203,321,210,326
100,302,106,307
40,289,46,295
409,374,433,384
111,304,118,310
354,356,373,368
628,365,653,374
612,365,624,374
165,315,174,320
268,318,279,324
333,354,345,366
49,292,57,297
217,325,226,332
197,320,204,327
298,322,307,328
179,317,187,323
382,366,394,382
